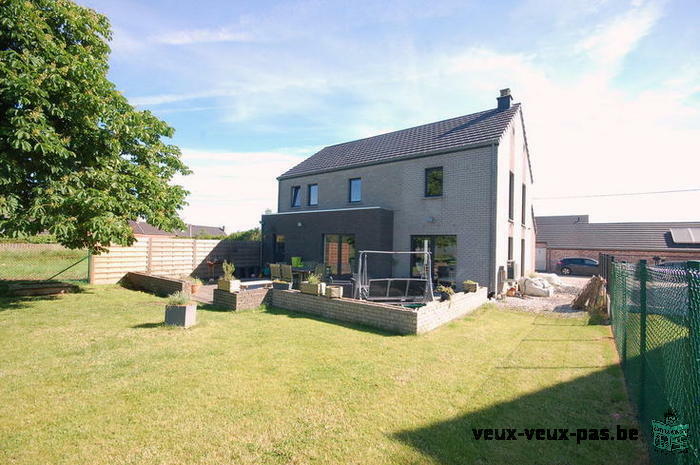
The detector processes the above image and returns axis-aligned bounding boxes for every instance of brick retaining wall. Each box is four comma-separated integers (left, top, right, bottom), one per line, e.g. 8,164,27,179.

213,288,270,311
123,272,188,296
270,288,488,335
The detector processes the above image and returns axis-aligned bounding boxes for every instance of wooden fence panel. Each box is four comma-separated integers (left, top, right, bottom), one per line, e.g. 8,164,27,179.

89,238,260,284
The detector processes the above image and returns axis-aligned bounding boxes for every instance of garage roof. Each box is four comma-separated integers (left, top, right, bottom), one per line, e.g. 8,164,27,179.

535,218,700,251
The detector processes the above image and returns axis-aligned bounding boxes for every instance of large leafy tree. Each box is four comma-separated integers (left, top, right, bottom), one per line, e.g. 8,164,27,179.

0,0,190,251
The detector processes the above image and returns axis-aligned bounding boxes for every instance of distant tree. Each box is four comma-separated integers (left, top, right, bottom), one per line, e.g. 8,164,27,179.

227,228,261,241
0,0,190,252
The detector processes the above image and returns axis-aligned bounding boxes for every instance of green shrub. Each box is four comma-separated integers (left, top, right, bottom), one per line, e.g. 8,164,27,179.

167,291,191,306
222,261,235,280
306,273,321,284
436,284,455,295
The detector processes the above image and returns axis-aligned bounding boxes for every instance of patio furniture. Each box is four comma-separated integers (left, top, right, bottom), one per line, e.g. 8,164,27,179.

291,267,314,288
280,264,294,283
270,264,281,281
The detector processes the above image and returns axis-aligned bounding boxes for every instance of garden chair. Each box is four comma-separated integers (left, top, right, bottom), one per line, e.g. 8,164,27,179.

280,264,293,283
270,264,281,281
314,263,326,280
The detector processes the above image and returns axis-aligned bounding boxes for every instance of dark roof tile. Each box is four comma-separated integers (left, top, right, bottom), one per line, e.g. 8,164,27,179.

279,103,521,179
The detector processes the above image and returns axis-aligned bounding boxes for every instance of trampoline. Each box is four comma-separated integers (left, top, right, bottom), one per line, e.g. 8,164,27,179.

354,246,434,303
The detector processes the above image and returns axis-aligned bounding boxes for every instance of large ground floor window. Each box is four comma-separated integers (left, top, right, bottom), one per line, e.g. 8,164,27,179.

324,234,356,277
410,235,457,284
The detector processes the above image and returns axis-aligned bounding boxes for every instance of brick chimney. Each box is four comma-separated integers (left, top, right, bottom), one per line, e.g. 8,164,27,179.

497,88,512,111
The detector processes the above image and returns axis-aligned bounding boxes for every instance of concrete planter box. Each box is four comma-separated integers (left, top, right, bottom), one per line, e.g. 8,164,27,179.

463,282,479,293
165,303,197,328
272,281,292,290
217,279,241,292
325,285,343,299
300,282,326,296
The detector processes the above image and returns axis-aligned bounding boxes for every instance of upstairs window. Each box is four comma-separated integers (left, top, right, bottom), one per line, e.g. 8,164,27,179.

425,167,443,197
521,183,527,225
349,178,362,203
308,184,318,206
508,171,515,221
291,185,301,207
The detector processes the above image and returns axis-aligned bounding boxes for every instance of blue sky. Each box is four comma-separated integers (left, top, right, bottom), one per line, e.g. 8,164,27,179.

81,0,700,231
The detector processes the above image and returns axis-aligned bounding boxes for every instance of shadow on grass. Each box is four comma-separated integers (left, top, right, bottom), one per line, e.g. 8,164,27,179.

0,280,89,312
263,305,402,337
132,322,166,329
392,338,700,465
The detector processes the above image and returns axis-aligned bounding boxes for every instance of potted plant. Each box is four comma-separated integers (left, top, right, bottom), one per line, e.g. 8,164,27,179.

463,280,479,293
187,276,203,294
218,260,240,292
436,285,455,302
164,291,197,328
300,273,326,296
325,285,343,299
272,279,292,290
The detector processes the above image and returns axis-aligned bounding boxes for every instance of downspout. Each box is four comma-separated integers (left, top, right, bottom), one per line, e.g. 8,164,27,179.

488,142,499,293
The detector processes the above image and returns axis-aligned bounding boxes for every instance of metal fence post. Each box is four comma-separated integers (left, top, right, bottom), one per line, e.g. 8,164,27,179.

687,260,700,450
638,259,648,421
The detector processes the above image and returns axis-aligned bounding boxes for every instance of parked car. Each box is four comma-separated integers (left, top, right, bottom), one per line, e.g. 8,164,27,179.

556,258,599,276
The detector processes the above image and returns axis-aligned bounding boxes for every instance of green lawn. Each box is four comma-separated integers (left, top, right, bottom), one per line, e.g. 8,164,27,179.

0,287,647,465
0,247,89,282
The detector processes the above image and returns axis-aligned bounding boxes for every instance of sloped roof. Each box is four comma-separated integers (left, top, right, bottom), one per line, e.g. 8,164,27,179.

128,221,172,236
174,224,226,237
279,103,522,179
129,221,225,238
535,217,700,251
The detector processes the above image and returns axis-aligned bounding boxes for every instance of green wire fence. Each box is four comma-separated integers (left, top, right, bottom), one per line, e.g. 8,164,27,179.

609,260,700,465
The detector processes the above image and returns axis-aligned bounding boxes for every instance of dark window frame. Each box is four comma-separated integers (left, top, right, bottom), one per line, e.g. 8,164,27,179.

508,171,515,221
424,166,444,197
291,185,301,208
521,238,526,276
521,183,527,225
348,178,362,203
307,183,318,206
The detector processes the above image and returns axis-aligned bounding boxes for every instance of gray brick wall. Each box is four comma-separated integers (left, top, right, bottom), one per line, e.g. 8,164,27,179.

276,145,497,289
270,288,487,334
213,288,270,311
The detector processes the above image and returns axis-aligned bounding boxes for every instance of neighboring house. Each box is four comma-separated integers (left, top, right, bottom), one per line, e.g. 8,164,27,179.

535,215,700,271
261,89,535,292
129,221,226,238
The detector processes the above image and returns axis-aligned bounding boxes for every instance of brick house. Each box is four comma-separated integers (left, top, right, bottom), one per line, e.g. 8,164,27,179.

535,215,700,271
261,89,536,292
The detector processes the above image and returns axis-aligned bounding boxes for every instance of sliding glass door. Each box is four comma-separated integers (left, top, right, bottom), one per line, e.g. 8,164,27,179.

410,235,457,285
324,234,356,277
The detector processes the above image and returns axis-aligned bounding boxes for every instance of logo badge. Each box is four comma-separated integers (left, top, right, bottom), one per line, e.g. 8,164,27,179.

652,409,689,454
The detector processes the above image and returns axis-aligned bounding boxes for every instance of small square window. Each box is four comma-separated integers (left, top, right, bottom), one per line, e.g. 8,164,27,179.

425,167,443,197
308,184,318,206
291,186,301,207
349,178,361,203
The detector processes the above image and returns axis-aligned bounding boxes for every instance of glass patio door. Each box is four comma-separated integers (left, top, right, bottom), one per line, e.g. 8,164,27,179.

323,234,356,277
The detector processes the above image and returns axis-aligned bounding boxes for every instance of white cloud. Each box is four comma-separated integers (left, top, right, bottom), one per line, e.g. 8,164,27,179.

152,27,254,45
576,1,661,71
174,149,306,232
116,0,700,225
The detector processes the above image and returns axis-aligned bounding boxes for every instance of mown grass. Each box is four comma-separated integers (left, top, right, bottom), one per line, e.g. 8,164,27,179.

0,288,647,465
0,248,88,282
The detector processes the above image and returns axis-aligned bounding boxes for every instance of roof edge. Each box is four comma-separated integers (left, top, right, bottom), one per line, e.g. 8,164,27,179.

277,140,499,181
